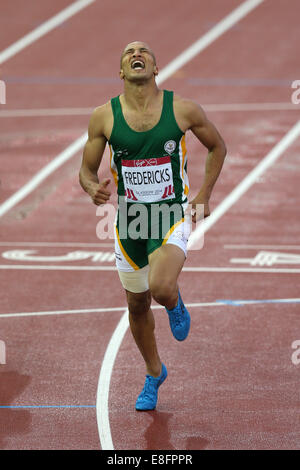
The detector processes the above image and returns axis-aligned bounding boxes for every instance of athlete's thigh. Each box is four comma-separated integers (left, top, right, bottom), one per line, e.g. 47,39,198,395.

148,243,185,286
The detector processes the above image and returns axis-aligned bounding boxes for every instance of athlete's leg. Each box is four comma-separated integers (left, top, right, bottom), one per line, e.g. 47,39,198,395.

126,289,162,377
148,242,190,341
114,215,167,409
148,243,185,309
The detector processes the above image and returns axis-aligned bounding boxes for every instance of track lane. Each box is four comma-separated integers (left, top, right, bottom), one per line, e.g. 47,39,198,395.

0,0,72,51
1,0,300,450
1,0,252,450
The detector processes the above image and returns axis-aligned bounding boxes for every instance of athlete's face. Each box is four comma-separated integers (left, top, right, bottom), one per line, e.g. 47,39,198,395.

120,42,158,82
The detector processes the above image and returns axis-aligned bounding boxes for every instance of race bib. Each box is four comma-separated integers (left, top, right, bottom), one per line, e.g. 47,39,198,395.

121,156,175,203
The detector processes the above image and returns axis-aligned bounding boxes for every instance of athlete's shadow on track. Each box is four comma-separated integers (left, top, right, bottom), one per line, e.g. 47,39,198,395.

143,411,210,450
0,370,32,449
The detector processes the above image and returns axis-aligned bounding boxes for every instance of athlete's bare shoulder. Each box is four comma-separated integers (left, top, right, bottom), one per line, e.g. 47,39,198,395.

92,100,111,119
173,93,207,132
88,100,114,140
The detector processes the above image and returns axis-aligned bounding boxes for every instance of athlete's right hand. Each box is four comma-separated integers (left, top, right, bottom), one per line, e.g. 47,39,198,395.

89,178,111,205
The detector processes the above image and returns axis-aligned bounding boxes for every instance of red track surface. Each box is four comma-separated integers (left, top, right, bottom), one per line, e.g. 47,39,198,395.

0,0,300,450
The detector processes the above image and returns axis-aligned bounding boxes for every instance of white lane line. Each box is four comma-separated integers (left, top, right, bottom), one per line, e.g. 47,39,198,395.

0,241,114,247
184,267,300,273
1,102,298,118
1,299,300,319
204,102,300,112
188,119,300,248
0,0,96,217
1,264,300,273
0,0,95,64
157,0,265,83
0,0,264,220
0,108,95,117
0,264,116,270
94,0,266,451
96,309,129,451
0,306,128,319
0,133,87,217
224,245,300,250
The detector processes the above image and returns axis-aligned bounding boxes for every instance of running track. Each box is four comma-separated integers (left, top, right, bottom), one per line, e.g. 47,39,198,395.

0,0,300,450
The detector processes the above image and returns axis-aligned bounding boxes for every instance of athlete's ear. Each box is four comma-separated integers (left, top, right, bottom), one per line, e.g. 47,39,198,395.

119,69,125,80
154,65,158,76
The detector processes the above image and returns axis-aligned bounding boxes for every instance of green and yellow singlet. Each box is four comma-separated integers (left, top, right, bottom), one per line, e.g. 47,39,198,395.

108,90,189,205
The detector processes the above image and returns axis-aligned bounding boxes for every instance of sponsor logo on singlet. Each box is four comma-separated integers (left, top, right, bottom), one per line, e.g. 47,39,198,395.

121,156,175,203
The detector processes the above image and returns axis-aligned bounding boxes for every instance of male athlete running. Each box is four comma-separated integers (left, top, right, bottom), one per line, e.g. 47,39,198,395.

79,41,226,411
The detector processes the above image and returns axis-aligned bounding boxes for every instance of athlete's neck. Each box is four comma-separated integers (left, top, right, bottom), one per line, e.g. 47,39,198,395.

122,79,161,111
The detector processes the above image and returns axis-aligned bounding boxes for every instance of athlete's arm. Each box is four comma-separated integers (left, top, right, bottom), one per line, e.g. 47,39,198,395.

176,98,227,219
79,105,111,205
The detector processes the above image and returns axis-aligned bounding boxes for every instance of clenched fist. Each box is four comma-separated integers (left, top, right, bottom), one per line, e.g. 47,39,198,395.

89,178,111,205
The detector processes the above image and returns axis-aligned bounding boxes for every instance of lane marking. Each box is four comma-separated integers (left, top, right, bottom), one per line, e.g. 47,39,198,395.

1,299,300,320
156,0,265,83
204,102,299,112
0,0,96,64
184,267,300,273
0,242,114,247
0,264,116,270
0,107,94,117
2,295,298,422
230,251,300,266
225,245,300,250
0,405,95,409
188,119,300,248
1,250,115,263
1,264,300,273
0,102,298,118
96,309,129,451
0,306,129,319
0,133,88,217
216,298,300,306
0,0,264,220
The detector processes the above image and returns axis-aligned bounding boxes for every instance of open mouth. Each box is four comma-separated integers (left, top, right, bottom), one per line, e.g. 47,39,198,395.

131,60,145,70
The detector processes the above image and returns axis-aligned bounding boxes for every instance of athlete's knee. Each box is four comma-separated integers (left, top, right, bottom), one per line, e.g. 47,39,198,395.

149,278,177,307
126,290,151,316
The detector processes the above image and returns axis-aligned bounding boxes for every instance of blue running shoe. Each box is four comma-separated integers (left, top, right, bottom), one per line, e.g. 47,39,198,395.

135,363,168,411
165,290,190,341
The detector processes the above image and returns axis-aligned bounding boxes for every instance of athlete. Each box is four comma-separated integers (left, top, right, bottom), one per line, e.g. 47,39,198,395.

79,41,226,411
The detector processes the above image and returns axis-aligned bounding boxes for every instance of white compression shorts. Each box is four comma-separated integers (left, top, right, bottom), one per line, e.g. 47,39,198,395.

116,214,192,293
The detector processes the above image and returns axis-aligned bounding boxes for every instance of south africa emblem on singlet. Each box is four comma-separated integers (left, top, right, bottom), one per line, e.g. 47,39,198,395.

164,140,176,155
